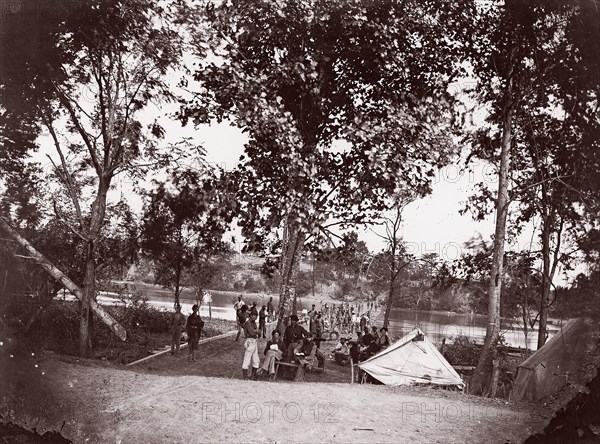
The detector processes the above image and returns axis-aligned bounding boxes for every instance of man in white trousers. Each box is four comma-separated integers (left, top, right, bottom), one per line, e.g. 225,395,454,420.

241,310,260,379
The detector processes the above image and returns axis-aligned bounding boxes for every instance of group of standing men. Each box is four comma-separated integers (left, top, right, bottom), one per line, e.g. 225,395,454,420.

168,294,377,380
234,294,275,341
233,294,276,378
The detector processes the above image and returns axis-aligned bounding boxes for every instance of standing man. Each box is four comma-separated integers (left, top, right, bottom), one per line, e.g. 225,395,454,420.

250,301,259,318
235,305,249,342
170,304,185,355
241,310,260,379
314,312,324,349
308,304,317,333
267,297,274,322
234,295,246,342
203,290,213,320
186,304,203,362
359,313,368,331
351,311,359,332
259,305,267,338
234,294,246,313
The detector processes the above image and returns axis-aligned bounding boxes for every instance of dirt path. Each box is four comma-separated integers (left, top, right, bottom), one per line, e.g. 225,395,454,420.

1,344,549,444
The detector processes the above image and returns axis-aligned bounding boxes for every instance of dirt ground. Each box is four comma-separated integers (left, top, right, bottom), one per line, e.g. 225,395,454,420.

0,330,552,444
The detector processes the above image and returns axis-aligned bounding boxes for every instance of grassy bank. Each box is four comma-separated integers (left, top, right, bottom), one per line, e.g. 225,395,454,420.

6,297,238,364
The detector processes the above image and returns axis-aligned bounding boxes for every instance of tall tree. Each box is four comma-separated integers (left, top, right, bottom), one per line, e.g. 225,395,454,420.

0,0,185,356
464,1,527,395
373,192,416,329
140,165,236,306
466,0,599,393
182,0,477,325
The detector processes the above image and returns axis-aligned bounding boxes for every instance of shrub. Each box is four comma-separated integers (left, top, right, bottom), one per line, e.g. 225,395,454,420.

333,278,356,299
13,293,244,363
442,334,481,366
244,276,264,292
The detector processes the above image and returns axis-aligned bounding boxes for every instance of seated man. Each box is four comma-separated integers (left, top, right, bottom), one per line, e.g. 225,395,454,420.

358,331,379,361
347,331,363,363
259,330,286,380
377,327,391,349
370,326,380,342
283,314,310,360
292,334,317,381
361,325,374,346
361,338,380,361
333,337,350,365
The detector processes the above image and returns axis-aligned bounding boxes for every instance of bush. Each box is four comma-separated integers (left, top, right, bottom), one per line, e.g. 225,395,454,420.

37,301,80,354
10,292,246,363
113,298,170,334
295,271,313,297
442,334,480,366
333,278,357,299
26,297,172,356
243,276,264,292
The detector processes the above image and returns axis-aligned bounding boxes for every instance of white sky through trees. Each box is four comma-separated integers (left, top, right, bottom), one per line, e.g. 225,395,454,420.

30,76,575,285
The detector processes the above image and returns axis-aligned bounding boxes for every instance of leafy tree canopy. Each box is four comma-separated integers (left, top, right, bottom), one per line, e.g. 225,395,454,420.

181,0,478,251
140,162,237,301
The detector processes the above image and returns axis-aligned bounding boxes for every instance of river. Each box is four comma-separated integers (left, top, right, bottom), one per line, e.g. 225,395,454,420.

385,308,563,351
61,281,563,350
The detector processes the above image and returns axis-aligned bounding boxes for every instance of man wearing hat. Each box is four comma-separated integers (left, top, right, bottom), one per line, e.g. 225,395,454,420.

186,304,203,362
241,310,260,379
377,327,391,349
234,295,247,342
283,314,309,359
333,337,350,365
169,304,186,355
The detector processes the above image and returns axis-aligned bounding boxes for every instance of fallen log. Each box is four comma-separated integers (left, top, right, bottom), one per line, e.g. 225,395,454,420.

0,216,126,341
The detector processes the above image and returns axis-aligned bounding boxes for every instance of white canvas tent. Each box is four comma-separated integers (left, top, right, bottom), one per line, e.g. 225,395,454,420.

358,327,464,388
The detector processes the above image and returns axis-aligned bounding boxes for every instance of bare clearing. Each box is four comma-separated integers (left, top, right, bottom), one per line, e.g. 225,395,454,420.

0,337,550,444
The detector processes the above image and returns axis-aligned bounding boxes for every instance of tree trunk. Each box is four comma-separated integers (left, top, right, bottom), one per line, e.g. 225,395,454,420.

78,180,111,357
537,212,562,350
80,240,95,356
537,216,551,349
312,251,316,298
469,70,515,395
276,220,305,330
488,358,501,398
174,263,182,308
521,302,529,355
383,279,397,330
0,216,127,341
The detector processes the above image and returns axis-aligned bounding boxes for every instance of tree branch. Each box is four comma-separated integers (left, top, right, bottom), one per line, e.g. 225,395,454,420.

52,200,87,241
51,80,103,175
40,114,85,228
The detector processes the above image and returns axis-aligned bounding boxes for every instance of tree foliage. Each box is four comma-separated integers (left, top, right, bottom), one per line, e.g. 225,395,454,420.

0,0,187,355
183,0,478,240
181,0,478,321
463,0,600,358
140,164,237,305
